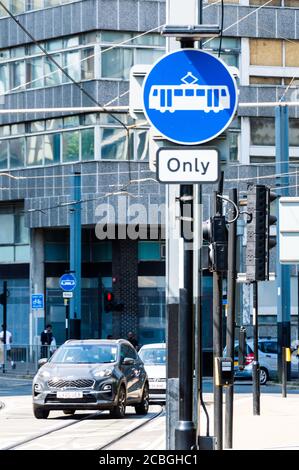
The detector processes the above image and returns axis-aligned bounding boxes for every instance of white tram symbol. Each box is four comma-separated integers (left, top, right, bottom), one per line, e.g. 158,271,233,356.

148,72,230,113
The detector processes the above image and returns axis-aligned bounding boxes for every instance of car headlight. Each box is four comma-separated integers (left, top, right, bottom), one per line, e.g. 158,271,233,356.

94,368,113,378
34,383,42,392
38,370,51,379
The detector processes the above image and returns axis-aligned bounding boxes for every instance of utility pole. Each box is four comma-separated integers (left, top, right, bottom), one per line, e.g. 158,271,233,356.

298,271,299,379
213,174,224,451
0,281,7,373
225,188,238,448
252,281,260,415
194,0,203,443
275,105,291,382
65,299,70,341
174,33,196,452
70,172,82,339
165,0,199,450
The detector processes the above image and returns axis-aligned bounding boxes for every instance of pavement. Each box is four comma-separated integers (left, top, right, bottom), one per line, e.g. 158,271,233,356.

231,393,299,450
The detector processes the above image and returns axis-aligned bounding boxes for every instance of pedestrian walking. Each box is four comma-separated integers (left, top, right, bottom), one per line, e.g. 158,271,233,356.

40,324,54,358
0,324,15,369
127,331,139,350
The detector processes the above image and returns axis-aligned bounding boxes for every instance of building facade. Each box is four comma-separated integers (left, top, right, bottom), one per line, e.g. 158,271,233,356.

0,0,299,350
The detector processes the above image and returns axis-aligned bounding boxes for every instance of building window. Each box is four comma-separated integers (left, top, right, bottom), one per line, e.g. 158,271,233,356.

249,76,282,86
203,37,240,68
250,117,299,147
138,242,163,261
0,112,150,169
0,31,165,92
102,47,133,80
249,0,281,4
62,130,80,162
138,276,166,346
0,205,30,263
250,39,299,68
250,0,299,5
250,39,282,67
0,0,82,17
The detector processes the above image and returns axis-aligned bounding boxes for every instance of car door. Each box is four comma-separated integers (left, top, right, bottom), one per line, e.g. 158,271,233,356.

119,344,136,402
124,344,143,401
262,341,278,373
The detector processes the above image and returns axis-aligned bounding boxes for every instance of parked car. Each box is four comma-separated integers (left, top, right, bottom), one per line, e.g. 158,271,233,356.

33,339,149,419
138,343,166,402
224,338,278,385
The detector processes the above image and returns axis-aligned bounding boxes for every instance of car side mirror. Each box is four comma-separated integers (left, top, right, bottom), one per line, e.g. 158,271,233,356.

38,358,48,369
122,357,134,366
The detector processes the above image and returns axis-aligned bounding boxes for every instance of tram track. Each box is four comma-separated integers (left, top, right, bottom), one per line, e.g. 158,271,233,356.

96,405,165,450
2,405,165,451
2,410,104,450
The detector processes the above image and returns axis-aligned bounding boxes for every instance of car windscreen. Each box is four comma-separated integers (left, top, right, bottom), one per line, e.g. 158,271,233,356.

50,344,118,364
139,348,166,365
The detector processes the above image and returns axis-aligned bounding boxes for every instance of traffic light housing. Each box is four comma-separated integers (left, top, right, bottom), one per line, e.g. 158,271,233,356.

246,184,277,282
104,291,124,312
104,291,114,312
238,326,247,370
202,216,228,272
0,292,6,305
246,184,267,282
265,189,277,280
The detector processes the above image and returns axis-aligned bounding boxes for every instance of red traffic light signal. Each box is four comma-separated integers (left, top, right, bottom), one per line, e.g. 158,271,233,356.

104,291,114,312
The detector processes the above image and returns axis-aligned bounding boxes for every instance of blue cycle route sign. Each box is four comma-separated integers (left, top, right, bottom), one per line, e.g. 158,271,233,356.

143,49,238,145
59,273,77,292
31,294,44,310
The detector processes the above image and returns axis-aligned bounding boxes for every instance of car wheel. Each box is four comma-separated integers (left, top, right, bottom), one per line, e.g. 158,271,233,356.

110,386,126,419
63,410,76,415
259,367,269,385
135,382,149,415
33,406,50,419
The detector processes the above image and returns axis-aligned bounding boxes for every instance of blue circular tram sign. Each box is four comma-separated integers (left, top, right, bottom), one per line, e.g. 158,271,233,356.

143,49,238,145
59,273,77,292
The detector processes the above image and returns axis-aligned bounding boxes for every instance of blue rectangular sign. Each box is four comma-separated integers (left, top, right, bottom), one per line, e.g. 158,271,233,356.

32,294,44,310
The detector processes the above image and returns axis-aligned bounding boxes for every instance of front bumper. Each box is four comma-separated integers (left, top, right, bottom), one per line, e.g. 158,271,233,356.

149,381,166,402
33,380,118,410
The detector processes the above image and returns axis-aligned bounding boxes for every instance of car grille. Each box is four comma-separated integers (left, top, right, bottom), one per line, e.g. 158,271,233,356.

48,378,95,389
45,393,97,403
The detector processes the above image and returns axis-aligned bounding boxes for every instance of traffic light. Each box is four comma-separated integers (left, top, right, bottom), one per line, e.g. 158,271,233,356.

246,184,277,282
202,216,228,272
104,291,124,312
246,184,268,282
265,188,277,281
104,291,114,312
238,326,247,370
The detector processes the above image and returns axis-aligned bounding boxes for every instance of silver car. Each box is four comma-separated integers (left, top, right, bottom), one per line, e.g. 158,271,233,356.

138,343,166,402
33,339,149,419
224,338,278,385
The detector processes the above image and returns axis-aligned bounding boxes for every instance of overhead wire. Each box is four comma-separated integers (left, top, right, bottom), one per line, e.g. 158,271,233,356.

218,0,224,58
0,0,296,212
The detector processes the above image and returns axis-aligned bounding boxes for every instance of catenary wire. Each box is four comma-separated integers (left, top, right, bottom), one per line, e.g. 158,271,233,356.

202,0,274,47
218,0,224,58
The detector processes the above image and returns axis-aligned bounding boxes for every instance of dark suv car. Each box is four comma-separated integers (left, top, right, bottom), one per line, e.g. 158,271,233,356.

33,339,149,419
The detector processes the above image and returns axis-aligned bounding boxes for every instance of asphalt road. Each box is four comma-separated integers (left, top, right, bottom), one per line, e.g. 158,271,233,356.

1,376,299,397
